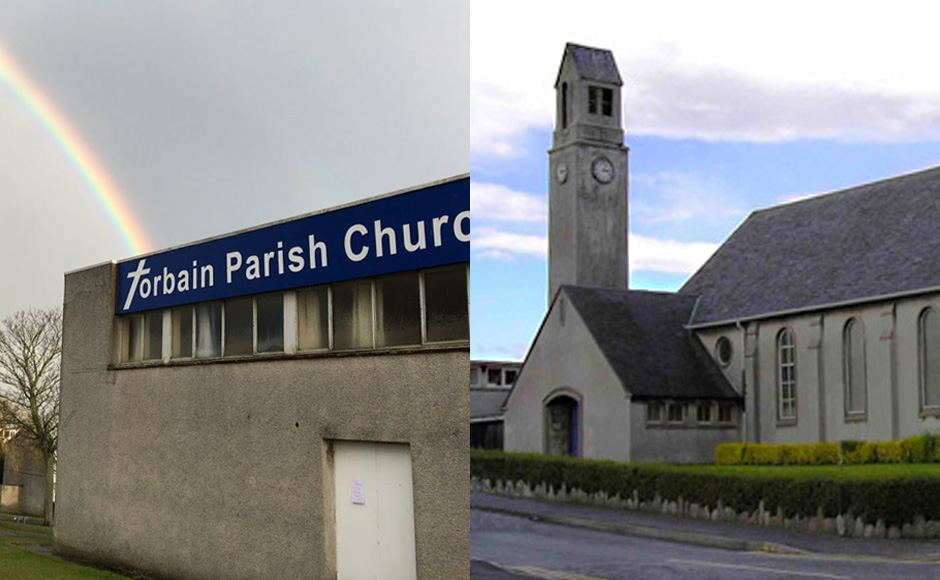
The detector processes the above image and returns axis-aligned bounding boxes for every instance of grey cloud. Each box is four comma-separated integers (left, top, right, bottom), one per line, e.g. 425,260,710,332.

0,1,467,315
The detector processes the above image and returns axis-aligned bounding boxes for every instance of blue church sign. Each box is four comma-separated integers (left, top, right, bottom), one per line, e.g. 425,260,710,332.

116,177,469,314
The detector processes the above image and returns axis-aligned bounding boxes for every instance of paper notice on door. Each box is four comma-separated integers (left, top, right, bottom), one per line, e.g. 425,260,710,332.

352,479,366,505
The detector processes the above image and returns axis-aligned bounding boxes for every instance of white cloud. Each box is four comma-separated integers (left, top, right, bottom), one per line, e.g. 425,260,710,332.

471,182,546,223
632,170,744,224
471,84,550,157
472,226,546,260
472,0,940,156
629,234,718,275
473,224,719,277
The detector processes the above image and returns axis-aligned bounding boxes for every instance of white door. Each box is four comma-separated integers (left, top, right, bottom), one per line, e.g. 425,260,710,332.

333,441,417,580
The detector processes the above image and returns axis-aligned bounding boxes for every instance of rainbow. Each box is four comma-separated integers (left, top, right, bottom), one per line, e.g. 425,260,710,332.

0,45,151,256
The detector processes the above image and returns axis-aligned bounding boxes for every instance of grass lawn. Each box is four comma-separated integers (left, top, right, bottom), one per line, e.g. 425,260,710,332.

0,520,132,580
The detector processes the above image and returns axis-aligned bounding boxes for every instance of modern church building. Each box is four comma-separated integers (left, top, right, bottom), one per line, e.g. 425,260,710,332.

505,44,940,463
56,176,469,580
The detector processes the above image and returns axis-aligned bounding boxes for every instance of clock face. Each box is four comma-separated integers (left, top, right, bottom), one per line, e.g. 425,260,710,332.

592,157,614,184
556,164,568,184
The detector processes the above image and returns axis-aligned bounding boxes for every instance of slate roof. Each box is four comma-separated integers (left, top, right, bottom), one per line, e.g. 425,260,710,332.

682,166,940,325
556,43,623,86
564,286,739,400
470,388,511,419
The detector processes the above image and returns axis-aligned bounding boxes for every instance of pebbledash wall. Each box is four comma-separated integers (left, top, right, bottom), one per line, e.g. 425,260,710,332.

55,175,470,580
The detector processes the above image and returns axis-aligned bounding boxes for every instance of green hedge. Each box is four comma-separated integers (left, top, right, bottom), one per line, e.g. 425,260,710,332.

471,449,940,526
715,443,744,466
716,434,940,467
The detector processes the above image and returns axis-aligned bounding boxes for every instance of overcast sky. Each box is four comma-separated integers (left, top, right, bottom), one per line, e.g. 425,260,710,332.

471,1,940,360
0,1,467,320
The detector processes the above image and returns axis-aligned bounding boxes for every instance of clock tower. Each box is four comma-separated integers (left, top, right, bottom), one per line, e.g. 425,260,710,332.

548,43,629,301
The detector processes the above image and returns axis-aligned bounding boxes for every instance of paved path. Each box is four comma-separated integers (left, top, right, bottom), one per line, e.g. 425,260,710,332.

471,491,940,562
472,508,940,580
472,559,532,579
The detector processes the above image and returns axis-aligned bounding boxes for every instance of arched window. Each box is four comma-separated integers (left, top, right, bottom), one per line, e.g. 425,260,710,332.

844,318,867,416
776,328,796,421
920,308,940,409
560,82,568,129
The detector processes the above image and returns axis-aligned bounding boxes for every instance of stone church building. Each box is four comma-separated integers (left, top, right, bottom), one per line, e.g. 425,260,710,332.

504,43,940,463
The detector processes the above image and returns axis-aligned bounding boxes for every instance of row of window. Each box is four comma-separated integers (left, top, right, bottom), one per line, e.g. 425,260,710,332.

765,308,940,424
470,365,518,387
119,265,468,363
646,401,737,426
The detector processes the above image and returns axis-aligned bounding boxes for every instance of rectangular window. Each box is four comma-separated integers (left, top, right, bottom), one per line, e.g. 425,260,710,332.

470,367,480,385
696,403,713,424
424,266,469,342
256,293,284,353
172,306,193,359
601,87,613,116
195,302,222,358
504,370,518,385
122,315,143,362
647,402,662,424
375,272,421,347
487,369,502,386
778,329,797,421
718,404,734,424
224,297,254,357
588,86,598,114
333,279,373,350
143,311,163,361
667,403,685,424
298,286,330,351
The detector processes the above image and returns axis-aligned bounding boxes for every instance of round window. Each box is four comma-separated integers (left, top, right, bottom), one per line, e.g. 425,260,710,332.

715,337,732,367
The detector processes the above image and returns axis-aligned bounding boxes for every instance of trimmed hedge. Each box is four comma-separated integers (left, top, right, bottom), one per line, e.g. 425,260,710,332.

471,449,940,526
716,434,940,466
715,443,744,466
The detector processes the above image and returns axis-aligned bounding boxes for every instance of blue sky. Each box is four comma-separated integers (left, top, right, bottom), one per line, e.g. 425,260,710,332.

470,1,940,360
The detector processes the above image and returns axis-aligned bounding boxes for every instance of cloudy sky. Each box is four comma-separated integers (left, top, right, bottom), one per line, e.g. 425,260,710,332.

0,1,467,320
471,0,940,360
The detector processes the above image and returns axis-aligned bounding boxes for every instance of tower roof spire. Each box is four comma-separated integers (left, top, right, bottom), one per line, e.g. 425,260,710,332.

555,43,623,87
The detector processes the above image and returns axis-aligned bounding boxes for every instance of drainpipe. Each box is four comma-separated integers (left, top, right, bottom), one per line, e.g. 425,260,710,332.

735,319,748,443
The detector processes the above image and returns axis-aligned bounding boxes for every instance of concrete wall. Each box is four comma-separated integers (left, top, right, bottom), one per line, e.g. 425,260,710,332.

548,52,628,301
0,485,20,513
504,291,632,462
628,402,740,464
56,263,468,580
694,293,940,446
0,436,46,517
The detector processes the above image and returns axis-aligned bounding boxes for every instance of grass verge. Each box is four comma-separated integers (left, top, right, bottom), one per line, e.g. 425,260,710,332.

0,519,131,580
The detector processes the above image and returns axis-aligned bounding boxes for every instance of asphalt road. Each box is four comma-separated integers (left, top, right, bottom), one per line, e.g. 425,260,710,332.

471,509,940,580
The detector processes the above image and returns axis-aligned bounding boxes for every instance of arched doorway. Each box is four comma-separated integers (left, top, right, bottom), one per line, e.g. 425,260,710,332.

545,395,579,457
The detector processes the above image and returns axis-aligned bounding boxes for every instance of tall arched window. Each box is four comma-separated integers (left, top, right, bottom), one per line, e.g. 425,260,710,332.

777,328,796,421
920,308,940,409
844,318,867,416
560,82,568,129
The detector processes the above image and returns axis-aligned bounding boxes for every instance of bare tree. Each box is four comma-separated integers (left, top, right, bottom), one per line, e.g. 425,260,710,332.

0,308,61,525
